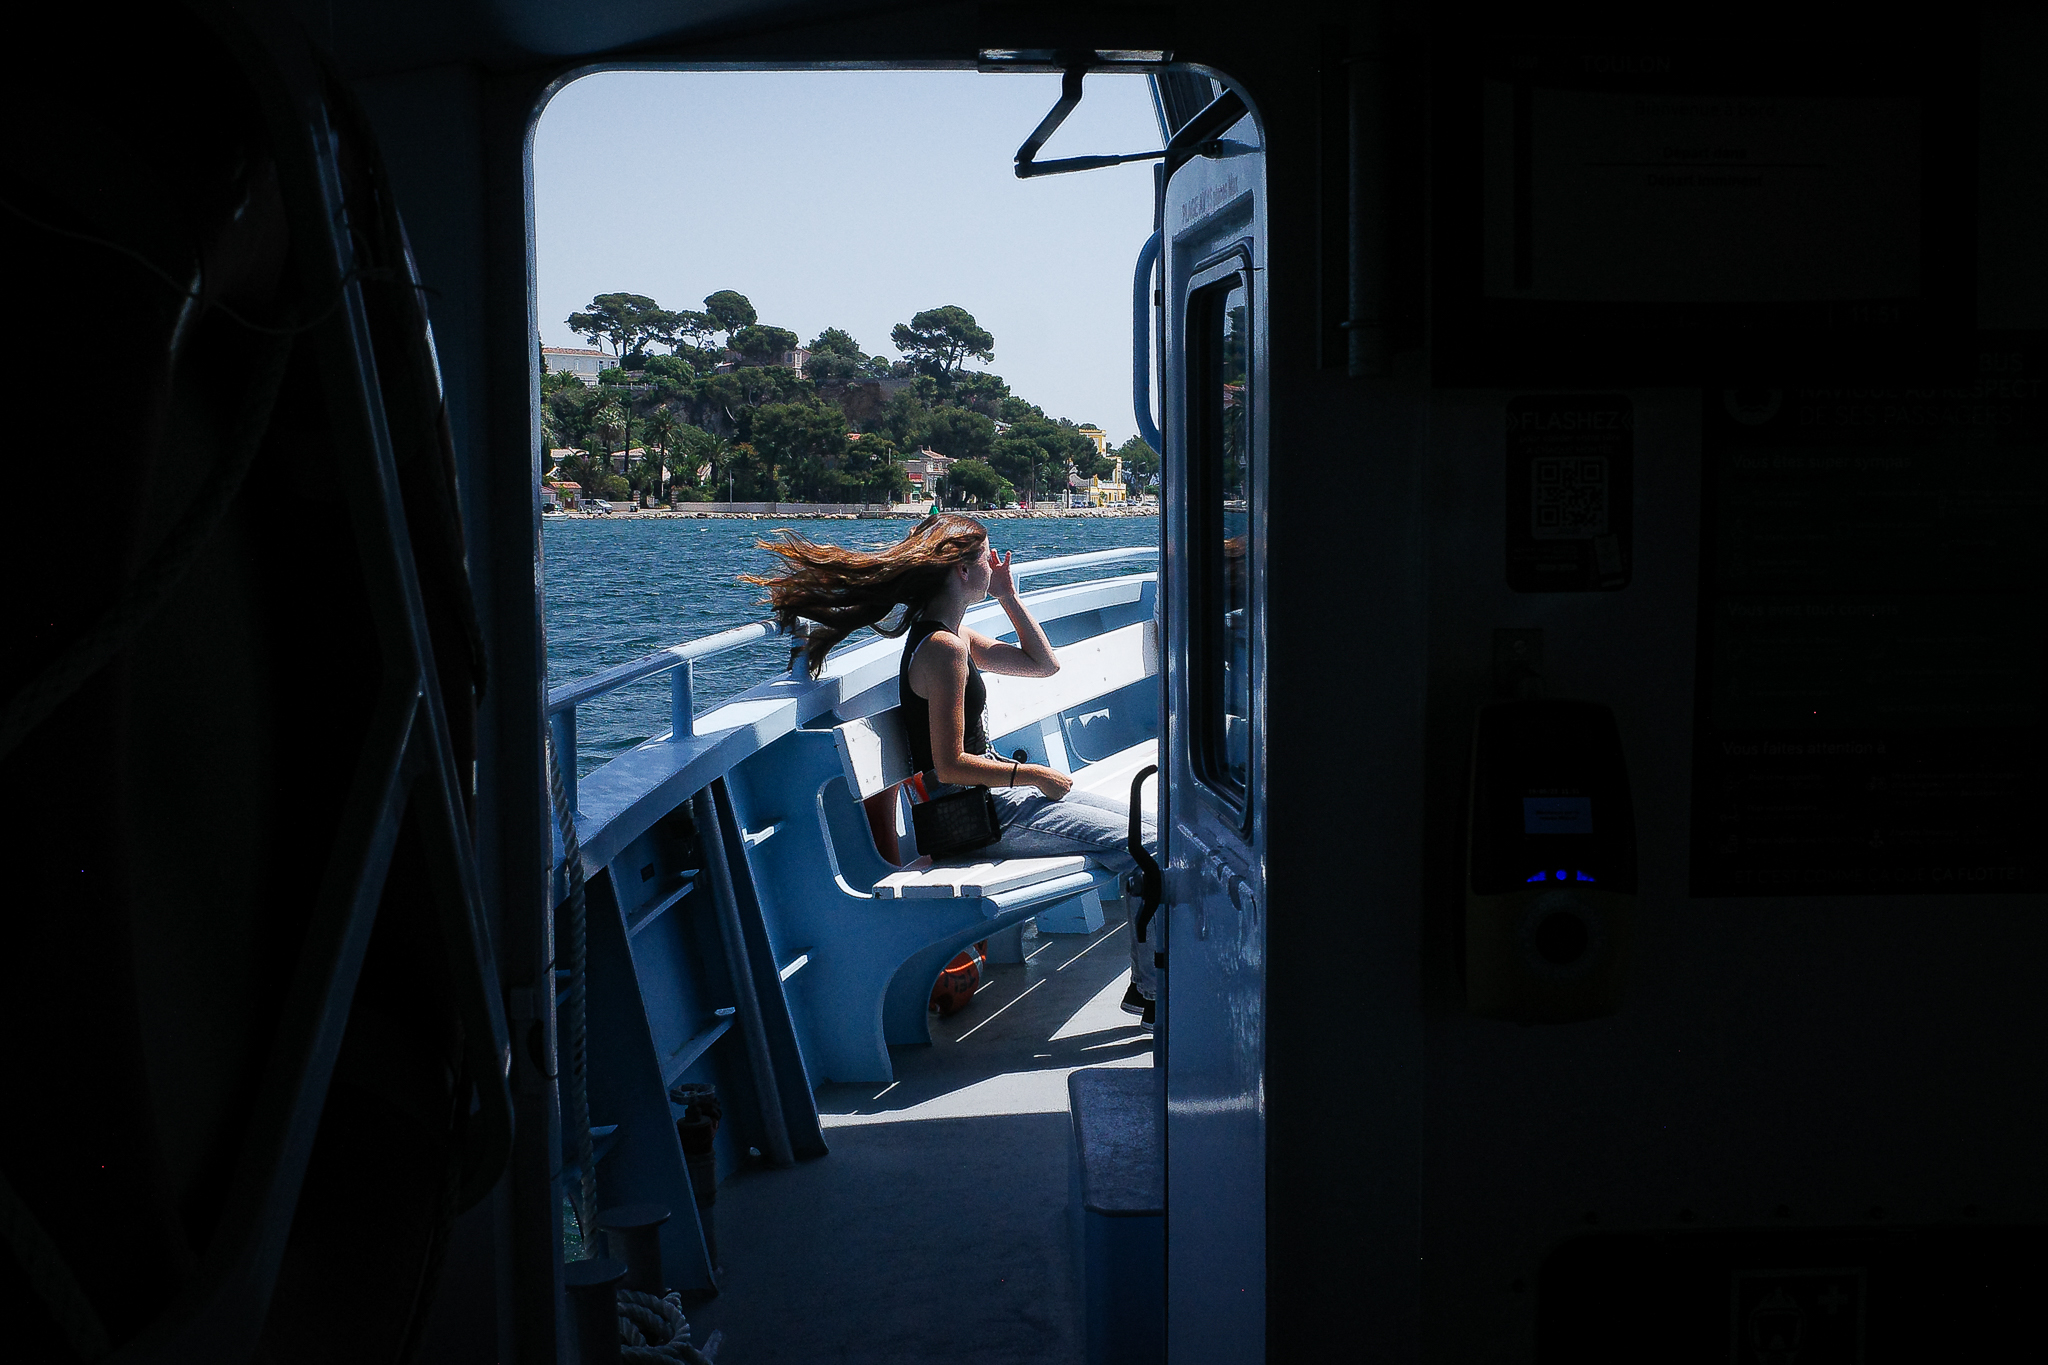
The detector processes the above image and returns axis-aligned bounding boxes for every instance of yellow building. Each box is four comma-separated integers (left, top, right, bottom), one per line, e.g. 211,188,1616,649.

1081,456,1127,507
1077,424,1110,457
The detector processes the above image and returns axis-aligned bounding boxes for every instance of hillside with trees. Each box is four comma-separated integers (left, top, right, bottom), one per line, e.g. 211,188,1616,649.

544,290,1155,507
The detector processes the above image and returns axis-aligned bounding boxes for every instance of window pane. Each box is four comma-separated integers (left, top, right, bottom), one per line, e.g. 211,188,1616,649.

1199,278,1252,800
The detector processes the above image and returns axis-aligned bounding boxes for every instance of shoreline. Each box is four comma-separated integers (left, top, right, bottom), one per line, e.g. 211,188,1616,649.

542,505,1159,521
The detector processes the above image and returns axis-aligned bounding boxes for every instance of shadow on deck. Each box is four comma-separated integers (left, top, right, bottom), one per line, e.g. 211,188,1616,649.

687,914,1152,1364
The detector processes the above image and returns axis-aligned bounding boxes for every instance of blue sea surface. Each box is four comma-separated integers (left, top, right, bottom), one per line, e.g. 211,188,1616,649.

544,515,1159,775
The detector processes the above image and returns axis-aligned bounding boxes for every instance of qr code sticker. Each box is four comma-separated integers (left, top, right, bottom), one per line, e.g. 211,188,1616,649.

1531,456,1609,539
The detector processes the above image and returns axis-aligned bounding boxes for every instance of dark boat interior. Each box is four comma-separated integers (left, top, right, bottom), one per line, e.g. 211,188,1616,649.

4,1,2043,1361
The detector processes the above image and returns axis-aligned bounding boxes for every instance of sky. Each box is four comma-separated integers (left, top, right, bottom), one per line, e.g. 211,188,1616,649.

533,71,1161,444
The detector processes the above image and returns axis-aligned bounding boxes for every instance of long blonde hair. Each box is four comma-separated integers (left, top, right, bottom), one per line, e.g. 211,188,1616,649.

741,513,988,675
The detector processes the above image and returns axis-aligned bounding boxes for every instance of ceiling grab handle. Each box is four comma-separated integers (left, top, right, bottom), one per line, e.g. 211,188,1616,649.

1015,61,1168,179
1133,229,1164,454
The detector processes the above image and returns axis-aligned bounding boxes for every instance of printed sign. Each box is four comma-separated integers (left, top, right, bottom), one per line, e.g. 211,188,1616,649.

1690,342,2048,895
1506,394,1633,591
1483,88,1922,305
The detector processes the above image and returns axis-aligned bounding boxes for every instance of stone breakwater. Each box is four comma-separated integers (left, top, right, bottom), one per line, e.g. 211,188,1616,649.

545,505,1157,521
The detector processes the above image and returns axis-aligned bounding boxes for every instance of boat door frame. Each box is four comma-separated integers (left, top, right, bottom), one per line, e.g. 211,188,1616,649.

1157,83,1270,1364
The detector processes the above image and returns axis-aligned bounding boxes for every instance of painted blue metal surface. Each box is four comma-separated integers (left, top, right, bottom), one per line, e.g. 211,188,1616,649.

544,549,1163,1266
1159,97,1269,1363
578,867,719,1293
547,620,777,812
721,673,1151,1080
1134,228,1164,455
1070,1067,1165,1365
548,620,780,717
552,568,1158,887
543,547,1160,816
704,778,826,1161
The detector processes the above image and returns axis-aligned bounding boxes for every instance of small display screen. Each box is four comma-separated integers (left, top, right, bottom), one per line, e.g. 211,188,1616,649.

1524,796,1593,833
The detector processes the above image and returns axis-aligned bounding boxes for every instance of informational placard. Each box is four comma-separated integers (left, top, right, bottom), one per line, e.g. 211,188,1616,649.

1482,89,1922,304
1506,394,1633,591
1431,33,1975,385
1690,341,2048,895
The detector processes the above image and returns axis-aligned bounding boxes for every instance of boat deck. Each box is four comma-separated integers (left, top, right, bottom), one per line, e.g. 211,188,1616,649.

687,912,1153,1364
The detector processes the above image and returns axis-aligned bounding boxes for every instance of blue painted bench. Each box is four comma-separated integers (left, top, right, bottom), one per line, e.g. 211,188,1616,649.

830,708,1124,1011
718,620,1158,1084
716,722,1115,1085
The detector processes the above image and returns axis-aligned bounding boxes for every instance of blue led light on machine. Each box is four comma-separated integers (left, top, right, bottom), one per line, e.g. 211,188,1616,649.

1525,870,1598,883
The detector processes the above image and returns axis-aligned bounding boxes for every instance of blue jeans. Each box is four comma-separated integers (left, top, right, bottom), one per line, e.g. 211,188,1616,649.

985,788,1158,1002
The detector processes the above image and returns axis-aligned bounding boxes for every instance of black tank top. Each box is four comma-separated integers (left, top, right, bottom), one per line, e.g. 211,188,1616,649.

900,616,989,778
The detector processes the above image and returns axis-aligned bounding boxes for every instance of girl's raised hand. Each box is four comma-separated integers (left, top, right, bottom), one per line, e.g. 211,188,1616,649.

988,548,1018,599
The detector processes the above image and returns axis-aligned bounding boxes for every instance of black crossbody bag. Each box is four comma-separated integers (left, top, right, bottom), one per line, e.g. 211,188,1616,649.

910,779,1004,858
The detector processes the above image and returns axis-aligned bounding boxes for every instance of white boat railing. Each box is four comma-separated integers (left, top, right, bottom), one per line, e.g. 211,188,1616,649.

544,544,1158,807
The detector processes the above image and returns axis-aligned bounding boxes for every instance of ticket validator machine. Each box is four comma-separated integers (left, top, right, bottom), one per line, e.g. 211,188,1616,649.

1465,699,1638,1023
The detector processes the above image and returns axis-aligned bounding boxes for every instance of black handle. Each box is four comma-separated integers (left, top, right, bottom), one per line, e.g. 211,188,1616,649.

1013,61,1168,179
1127,765,1162,942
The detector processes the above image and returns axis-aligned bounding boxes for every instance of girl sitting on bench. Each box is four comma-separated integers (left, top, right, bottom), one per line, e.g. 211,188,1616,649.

744,513,1159,1020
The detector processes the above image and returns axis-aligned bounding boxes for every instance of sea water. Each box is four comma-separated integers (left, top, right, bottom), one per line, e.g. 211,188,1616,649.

544,515,1159,775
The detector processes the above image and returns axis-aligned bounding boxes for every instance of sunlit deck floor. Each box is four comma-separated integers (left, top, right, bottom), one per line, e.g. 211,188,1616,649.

688,912,1153,1364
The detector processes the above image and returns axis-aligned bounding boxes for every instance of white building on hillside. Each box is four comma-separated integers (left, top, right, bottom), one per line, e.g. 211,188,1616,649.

900,448,953,502
543,346,611,385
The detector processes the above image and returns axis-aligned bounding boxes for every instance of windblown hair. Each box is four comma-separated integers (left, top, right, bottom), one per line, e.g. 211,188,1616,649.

741,513,988,676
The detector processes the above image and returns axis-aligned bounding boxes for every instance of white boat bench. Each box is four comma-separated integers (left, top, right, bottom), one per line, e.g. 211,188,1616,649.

837,617,1159,897
713,621,1157,1084
831,706,1123,941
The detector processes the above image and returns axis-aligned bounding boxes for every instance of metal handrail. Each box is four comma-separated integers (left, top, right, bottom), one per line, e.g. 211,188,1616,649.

1008,544,1156,580
543,543,1158,809
547,620,777,717
1133,229,1163,454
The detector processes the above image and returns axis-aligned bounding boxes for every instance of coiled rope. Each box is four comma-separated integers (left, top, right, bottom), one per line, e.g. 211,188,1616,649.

543,727,595,1237
617,1287,719,1363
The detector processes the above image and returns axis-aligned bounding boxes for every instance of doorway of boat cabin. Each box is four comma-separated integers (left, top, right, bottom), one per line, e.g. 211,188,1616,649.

531,65,1181,1362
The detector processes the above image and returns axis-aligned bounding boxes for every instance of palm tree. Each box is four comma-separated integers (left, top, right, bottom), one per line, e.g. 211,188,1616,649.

539,399,562,455
559,450,605,507
704,435,740,502
632,449,668,506
670,425,714,495
591,396,628,492
642,409,681,503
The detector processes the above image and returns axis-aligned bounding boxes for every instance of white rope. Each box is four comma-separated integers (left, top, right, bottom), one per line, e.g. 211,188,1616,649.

543,727,596,1234
616,1287,717,1363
